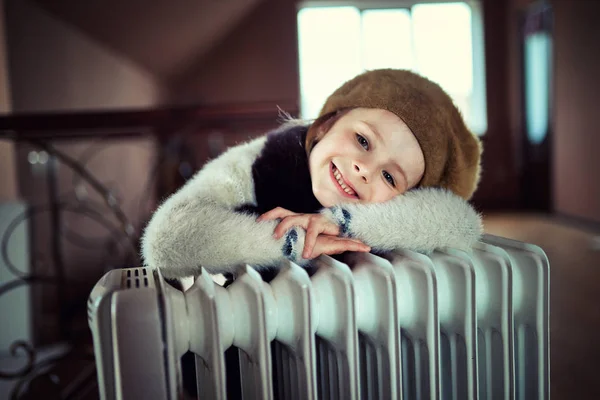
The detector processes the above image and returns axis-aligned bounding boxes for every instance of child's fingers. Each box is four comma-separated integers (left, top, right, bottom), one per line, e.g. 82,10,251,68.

319,218,341,237
257,207,297,222
334,237,371,252
347,238,367,245
311,236,371,258
304,218,341,258
273,215,309,239
303,223,322,258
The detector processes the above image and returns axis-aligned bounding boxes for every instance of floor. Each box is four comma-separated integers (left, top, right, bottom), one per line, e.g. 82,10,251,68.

483,213,600,400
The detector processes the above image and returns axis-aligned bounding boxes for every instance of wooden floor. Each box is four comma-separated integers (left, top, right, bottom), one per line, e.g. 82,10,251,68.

484,213,600,400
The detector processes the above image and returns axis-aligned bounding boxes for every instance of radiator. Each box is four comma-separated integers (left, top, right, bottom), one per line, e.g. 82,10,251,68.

87,234,549,400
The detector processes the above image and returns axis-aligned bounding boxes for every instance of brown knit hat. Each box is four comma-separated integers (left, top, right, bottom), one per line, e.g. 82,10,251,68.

308,69,482,200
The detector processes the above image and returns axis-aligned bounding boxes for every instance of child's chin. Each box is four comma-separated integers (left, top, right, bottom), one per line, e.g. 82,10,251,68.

320,199,336,208
333,194,359,206
312,191,331,208
318,193,339,208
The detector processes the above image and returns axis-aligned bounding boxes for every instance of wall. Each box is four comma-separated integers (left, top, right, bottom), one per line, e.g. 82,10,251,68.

0,0,17,201
552,0,600,223
168,0,299,109
506,0,532,185
164,0,300,193
495,0,600,223
33,0,263,82
470,0,517,209
5,0,163,113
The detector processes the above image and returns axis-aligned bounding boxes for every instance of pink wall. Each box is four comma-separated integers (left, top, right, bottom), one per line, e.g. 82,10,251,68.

168,0,299,109
553,0,600,223
5,0,163,113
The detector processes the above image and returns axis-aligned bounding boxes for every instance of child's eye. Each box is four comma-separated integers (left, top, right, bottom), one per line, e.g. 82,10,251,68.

383,171,395,187
356,133,369,150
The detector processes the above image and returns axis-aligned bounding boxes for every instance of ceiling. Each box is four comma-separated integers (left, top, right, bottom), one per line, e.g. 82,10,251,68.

32,0,264,82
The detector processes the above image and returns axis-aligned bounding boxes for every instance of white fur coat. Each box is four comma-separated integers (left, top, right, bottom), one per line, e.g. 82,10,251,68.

141,125,483,279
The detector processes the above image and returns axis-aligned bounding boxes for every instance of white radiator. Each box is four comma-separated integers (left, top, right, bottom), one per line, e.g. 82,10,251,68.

87,234,550,400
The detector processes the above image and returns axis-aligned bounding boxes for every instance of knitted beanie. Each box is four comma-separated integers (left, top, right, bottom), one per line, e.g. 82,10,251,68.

312,69,482,200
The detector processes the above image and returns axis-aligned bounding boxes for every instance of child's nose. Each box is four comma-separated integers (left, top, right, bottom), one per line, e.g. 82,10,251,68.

353,162,372,183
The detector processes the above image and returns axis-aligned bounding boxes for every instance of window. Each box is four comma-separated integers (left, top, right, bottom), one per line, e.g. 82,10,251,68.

297,1,487,135
524,31,552,145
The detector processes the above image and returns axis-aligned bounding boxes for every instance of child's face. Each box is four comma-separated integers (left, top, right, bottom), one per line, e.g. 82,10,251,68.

309,108,425,207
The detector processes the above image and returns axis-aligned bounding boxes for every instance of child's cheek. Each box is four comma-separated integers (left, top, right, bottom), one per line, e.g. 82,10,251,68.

368,183,397,204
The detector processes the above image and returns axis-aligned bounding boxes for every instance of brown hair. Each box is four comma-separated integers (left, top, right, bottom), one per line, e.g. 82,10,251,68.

304,108,353,155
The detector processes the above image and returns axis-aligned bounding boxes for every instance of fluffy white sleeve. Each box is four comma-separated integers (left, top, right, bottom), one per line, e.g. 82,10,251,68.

140,137,308,279
320,187,483,254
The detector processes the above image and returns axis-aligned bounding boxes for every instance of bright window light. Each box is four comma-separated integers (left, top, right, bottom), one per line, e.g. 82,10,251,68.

524,32,552,145
297,7,362,121
362,9,413,71
297,2,488,135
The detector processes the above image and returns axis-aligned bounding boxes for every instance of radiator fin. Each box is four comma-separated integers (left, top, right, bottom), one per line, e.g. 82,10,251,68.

272,341,303,400
358,333,389,400
483,234,550,399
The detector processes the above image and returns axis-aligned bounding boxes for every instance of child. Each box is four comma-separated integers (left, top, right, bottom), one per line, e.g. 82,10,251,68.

141,69,483,279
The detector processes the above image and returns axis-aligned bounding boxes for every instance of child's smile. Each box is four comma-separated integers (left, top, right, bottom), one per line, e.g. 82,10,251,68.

330,162,359,199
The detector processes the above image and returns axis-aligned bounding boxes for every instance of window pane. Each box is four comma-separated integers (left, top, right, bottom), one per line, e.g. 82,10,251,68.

362,9,413,71
412,3,475,129
298,7,362,119
412,3,473,95
525,32,552,145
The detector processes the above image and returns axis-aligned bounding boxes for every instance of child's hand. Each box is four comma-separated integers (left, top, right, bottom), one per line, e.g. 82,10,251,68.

308,234,371,259
257,207,370,259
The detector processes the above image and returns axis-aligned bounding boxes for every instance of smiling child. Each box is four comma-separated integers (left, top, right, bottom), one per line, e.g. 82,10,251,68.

141,69,483,278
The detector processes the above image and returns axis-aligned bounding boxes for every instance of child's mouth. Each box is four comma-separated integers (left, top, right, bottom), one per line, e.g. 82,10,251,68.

330,162,359,199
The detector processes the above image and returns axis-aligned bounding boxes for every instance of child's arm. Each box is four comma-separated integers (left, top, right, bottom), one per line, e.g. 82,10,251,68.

140,137,308,279
320,187,483,254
